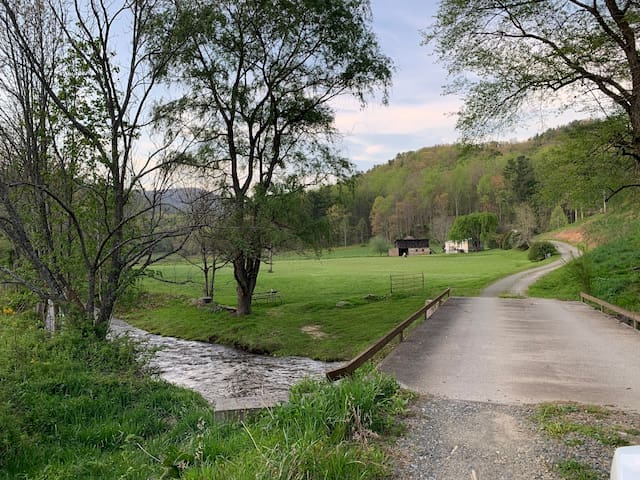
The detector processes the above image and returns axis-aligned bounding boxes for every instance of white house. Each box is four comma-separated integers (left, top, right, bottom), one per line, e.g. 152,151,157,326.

444,239,472,253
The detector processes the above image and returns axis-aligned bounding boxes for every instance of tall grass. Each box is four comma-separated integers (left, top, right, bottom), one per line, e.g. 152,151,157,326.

1,305,407,479
0,309,211,479
180,365,407,479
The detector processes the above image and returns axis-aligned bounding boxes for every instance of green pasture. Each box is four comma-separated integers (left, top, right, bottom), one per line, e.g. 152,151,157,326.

122,248,548,361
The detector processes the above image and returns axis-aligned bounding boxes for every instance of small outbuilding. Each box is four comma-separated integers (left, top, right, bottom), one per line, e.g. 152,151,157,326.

445,238,481,253
388,238,430,257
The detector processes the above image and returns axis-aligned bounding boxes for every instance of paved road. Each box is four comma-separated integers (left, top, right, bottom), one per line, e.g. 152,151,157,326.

481,241,581,297
380,244,640,412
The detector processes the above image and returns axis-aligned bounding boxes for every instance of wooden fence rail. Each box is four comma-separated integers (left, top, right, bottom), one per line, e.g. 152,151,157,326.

580,292,640,331
326,288,451,381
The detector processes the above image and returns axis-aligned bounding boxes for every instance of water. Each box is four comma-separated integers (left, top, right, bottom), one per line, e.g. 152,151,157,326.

110,319,343,404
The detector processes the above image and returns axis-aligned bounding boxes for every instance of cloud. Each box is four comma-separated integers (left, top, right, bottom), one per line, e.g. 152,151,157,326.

335,97,461,136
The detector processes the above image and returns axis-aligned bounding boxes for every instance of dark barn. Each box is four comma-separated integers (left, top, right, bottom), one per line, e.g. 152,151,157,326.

389,238,430,256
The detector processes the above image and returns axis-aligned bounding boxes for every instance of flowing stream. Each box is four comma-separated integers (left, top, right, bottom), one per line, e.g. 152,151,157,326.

110,319,343,404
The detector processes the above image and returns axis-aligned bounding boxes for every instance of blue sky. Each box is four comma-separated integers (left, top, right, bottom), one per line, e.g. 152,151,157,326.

334,1,585,173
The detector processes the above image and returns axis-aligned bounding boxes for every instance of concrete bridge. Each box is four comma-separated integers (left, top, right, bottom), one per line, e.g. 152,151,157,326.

380,242,640,412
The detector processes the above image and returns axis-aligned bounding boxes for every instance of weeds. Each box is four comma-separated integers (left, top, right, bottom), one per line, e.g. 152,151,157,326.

535,403,640,480
556,460,600,480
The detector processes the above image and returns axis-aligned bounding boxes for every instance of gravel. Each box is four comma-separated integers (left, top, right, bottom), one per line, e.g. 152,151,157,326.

391,395,640,480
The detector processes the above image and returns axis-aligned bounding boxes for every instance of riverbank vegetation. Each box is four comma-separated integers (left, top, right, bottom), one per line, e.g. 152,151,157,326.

0,304,408,479
120,248,545,360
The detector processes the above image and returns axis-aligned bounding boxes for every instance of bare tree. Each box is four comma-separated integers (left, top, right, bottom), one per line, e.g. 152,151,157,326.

180,189,230,300
0,0,188,337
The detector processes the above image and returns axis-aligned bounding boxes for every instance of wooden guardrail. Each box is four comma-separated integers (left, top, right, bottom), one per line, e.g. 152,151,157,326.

580,292,640,331
326,288,451,381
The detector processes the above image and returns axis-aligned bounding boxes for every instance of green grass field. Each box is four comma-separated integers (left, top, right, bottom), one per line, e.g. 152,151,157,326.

121,248,549,360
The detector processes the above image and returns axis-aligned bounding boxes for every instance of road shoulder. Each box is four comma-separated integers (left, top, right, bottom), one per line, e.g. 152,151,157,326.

392,395,640,480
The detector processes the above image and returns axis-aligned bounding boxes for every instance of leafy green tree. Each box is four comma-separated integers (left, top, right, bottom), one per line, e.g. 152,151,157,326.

549,205,569,231
504,156,538,203
535,119,633,210
424,1,640,173
153,0,392,315
448,212,498,251
369,236,388,256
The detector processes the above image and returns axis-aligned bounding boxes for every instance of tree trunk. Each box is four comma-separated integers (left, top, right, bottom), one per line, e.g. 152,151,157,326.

233,252,261,316
209,263,216,299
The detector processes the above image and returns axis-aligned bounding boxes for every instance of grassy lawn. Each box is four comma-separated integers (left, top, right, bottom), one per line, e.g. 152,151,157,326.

122,248,547,360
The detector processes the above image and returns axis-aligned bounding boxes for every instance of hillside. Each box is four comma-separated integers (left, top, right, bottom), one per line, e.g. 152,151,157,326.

332,119,638,248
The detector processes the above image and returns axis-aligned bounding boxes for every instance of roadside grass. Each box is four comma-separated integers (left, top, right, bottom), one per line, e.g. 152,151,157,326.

556,460,600,480
530,222,640,311
0,309,212,479
0,308,408,480
122,249,541,360
534,402,640,480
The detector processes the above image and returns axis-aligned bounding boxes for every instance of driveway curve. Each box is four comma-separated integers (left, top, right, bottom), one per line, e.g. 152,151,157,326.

480,241,580,297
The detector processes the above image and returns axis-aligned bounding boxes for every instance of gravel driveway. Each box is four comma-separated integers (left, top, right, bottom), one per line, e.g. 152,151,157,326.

392,396,640,480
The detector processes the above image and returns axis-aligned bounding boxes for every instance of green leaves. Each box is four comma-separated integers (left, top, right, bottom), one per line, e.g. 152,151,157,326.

448,212,498,249
424,0,640,149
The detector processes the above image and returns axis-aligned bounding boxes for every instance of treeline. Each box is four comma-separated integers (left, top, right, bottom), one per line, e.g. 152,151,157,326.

322,118,636,249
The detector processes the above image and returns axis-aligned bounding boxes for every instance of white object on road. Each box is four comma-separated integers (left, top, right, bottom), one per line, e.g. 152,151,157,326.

611,446,640,479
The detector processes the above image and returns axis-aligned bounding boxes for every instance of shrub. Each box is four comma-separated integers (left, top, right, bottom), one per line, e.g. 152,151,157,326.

528,241,558,261
369,236,389,256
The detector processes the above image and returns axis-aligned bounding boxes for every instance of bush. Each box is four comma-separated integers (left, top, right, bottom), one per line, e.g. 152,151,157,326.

369,236,389,256
528,241,558,261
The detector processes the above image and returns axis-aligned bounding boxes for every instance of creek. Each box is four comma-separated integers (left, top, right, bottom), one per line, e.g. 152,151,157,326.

110,319,342,404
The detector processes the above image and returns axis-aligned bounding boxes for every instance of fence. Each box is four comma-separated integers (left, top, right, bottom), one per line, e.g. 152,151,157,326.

326,288,451,380
389,272,424,294
580,292,640,332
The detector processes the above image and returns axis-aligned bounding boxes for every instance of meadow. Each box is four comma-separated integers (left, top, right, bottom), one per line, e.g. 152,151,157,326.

121,246,548,361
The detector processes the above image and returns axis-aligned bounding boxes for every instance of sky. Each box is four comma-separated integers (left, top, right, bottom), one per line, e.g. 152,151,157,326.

334,1,584,173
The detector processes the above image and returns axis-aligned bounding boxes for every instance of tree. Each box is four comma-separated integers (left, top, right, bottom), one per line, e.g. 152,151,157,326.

370,195,394,241
504,156,538,203
153,0,391,315
535,119,633,210
549,205,569,231
448,212,498,251
0,0,186,337
327,204,351,248
513,204,537,246
180,191,230,300
424,1,640,173
369,235,388,256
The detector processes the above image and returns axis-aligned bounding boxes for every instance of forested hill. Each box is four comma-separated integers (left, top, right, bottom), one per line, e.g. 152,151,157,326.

329,119,637,248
